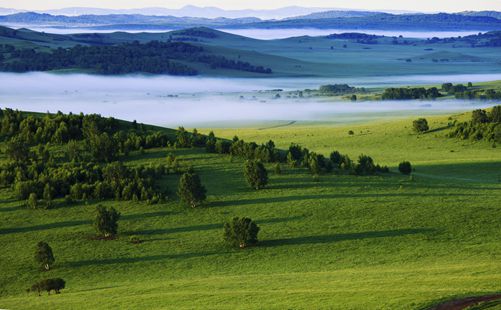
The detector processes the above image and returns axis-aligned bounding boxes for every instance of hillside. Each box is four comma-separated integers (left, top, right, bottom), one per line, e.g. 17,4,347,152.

235,13,501,31
1,26,501,77
0,108,500,309
1,11,501,31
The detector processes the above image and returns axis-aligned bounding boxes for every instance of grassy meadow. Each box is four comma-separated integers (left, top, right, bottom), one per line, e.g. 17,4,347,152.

0,111,500,309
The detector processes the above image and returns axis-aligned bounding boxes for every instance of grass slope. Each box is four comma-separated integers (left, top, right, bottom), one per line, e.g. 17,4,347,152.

0,113,500,309
1,26,501,77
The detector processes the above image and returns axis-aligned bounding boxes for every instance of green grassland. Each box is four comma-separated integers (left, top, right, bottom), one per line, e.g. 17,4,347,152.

1,26,501,77
0,111,500,309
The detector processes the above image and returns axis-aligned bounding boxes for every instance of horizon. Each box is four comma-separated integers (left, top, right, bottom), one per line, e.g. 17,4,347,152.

1,1,500,13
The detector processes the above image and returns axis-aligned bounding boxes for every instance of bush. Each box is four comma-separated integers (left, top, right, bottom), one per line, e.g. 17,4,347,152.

398,161,412,175
94,205,120,238
355,155,376,175
29,278,65,296
35,241,55,271
244,160,268,190
223,217,260,248
27,193,38,209
177,171,207,208
413,118,429,133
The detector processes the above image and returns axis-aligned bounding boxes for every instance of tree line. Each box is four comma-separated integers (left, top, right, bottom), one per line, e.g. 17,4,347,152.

0,41,272,75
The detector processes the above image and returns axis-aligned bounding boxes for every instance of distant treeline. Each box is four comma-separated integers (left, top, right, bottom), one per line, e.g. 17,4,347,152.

381,87,442,100
318,84,366,95
379,82,500,100
0,41,272,75
426,31,501,47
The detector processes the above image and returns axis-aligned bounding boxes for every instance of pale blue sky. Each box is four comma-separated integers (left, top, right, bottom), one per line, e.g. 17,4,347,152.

1,0,500,12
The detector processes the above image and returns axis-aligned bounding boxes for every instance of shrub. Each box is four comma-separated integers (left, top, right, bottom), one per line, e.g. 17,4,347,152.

355,155,376,175
29,278,65,296
398,161,412,175
35,241,55,271
94,205,120,238
413,118,429,133
244,160,268,190
27,193,38,209
177,171,207,208
223,217,260,248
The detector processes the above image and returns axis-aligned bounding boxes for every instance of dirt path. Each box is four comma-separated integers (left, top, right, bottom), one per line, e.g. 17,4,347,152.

258,121,296,130
428,294,501,310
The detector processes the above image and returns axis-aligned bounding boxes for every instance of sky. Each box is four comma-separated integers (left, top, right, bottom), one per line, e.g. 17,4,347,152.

1,0,500,12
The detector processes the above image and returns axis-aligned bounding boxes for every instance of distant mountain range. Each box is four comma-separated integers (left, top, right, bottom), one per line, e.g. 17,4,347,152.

0,6,338,20
1,11,500,32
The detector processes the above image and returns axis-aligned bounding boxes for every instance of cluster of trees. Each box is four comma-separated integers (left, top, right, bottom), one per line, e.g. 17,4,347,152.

318,84,365,96
381,87,442,100
441,83,470,94
1,160,169,207
288,145,389,176
206,134,283,163
0,41,272,75
454,89,501,100
0,109,177,207
448,106,501,143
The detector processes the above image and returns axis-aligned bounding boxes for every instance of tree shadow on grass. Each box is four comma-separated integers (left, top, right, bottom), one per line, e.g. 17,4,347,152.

66,251,221,268
213,192,476,207
0,219,90,235
0,204,25,213
260,228,434,247
122,210,178,221
128,216,303,236
0,210,177,235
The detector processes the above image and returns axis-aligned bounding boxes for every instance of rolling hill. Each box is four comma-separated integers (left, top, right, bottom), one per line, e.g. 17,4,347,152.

0,108,500,309
1,26,501,78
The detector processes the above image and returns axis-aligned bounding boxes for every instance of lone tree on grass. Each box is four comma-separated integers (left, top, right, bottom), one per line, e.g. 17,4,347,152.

244,160,268,190
177,171,207,208
413,118,429,133
35,241,55,271
94,205,120,238
398,161,413,175
224,217,260,249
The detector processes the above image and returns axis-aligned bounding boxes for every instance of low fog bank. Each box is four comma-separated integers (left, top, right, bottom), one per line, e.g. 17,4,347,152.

3,25,484,40
2,72,501,93
0,72,498,127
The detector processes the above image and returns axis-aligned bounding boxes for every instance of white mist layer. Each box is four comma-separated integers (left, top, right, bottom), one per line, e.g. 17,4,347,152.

0,72,499,127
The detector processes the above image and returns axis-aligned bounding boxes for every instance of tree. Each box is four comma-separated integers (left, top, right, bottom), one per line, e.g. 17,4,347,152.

398,161,412,175
5,137,31,163
35,241,55,271
94,205,120,238
413,118,429,133
244,160,268,190
27,193,38,209
224,217,260,248
490,106,501,123
177,172,207,208
355,155,376,175
308,153,321,175
471,109,489,124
